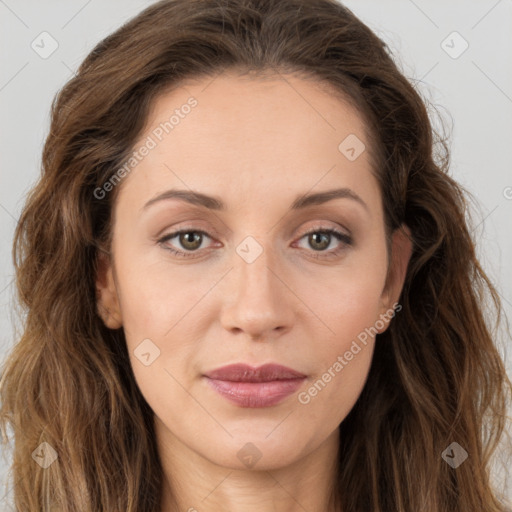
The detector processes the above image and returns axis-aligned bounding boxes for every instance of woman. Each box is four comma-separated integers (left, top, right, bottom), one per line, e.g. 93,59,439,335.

1,0,511,510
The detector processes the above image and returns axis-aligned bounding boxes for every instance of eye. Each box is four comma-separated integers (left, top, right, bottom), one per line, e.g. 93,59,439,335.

157,225,353,259
294,226,353,259
158,229,213,258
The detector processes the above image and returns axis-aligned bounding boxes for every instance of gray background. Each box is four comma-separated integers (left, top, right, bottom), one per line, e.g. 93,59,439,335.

1,0,511,508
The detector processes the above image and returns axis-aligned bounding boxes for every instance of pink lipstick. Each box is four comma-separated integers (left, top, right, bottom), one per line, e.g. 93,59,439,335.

203,363,306,408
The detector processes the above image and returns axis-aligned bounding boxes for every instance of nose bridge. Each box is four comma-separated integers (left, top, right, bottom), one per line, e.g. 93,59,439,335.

234,234,280,304
219,233,293,338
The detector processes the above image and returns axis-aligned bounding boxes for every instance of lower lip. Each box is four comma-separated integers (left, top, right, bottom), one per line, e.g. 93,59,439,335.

204,377,306,408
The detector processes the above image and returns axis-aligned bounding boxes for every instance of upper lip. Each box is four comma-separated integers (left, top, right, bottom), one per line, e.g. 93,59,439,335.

204,363,306,382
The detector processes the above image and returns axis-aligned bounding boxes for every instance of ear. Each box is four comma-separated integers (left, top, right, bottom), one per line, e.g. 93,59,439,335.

377,224,413,333
95,250,123,329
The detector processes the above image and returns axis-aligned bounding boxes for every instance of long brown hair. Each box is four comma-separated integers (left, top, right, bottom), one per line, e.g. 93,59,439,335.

1,0,511,510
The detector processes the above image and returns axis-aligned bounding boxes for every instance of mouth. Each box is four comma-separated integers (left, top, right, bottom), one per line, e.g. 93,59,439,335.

203,363,307,408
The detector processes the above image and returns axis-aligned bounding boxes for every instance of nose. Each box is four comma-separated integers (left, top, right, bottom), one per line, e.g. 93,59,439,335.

219,240,294,341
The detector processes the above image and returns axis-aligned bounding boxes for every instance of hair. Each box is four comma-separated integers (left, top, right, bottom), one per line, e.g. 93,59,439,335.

1,0,511,510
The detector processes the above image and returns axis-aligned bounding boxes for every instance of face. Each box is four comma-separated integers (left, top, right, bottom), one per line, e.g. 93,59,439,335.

96,71,411,470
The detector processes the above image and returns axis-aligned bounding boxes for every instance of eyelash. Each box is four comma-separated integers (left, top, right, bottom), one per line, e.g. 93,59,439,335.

157,225,353,260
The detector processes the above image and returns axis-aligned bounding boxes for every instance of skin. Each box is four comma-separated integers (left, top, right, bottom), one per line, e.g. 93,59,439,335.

96,70,412,512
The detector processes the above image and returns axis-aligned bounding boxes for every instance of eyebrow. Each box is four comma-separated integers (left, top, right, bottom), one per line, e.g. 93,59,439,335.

142,187,368,212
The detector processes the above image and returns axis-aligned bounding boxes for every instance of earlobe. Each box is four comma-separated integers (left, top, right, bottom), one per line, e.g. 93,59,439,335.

95,251,123,329
378,224,413,332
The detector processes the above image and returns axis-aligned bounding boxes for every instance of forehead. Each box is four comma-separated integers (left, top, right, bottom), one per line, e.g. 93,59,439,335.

141,70,371,150
114,71,381,217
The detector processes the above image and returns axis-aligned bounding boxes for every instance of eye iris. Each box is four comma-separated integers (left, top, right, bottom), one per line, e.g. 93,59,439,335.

180,232,202,250
309,232,329,251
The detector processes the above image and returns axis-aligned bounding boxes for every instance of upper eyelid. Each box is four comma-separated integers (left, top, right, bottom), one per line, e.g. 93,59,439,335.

158,224,352,247
159,222,351,239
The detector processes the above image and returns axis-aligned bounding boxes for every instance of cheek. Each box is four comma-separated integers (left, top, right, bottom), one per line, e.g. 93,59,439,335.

301,253,387,345
293,257,386,415
297,340,374,433
113,241,201,336
295,279,381,427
